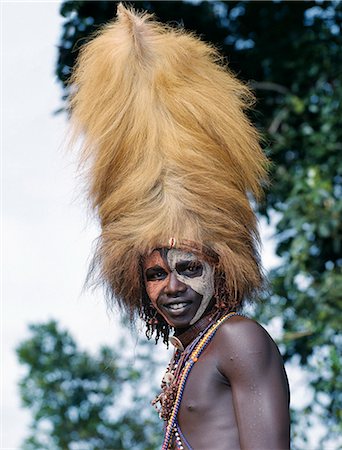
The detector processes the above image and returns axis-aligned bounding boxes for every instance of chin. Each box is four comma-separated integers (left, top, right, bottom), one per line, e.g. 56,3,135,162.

161,311,196,330
156,291,205,330
169,319,192,330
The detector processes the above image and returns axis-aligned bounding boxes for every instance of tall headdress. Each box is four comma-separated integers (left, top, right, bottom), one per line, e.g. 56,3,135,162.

70,3,268,338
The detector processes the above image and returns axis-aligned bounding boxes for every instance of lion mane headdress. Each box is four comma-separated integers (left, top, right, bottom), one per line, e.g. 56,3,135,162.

70,3,268,342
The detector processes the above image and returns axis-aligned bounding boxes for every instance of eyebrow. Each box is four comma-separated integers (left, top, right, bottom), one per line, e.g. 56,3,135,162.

176,259,200,265
175,260,201,270
145,265,165,273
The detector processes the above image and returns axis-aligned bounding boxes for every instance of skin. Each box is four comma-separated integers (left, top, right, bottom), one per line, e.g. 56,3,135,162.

166,249,215,324
143,249,290,450
143,249,214,329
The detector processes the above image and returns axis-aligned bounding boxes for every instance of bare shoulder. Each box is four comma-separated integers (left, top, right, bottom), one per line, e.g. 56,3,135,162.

211,315,290,449
214,314,278,351
213,314,285,378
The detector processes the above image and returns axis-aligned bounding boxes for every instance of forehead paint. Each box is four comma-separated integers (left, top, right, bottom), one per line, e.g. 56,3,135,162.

166,249,214,324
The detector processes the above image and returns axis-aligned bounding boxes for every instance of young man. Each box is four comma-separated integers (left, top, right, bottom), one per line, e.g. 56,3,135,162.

143,247,289,449
70,4,290,448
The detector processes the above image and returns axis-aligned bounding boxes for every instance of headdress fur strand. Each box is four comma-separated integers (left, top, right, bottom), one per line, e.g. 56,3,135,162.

70,3,268,320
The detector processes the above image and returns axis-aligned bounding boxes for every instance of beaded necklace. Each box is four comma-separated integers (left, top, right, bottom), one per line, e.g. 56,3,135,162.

152,322,211,422
155,311,237,450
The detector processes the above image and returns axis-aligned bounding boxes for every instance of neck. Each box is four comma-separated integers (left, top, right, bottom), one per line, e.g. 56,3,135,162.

173,311,219,350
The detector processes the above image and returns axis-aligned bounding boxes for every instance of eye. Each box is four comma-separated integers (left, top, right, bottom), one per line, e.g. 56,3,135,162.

145,267,167,282
177,261,203,278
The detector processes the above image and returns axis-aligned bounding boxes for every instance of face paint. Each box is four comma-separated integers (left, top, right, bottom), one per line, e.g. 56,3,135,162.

143,248,215,329
166,249,215,324
143,250,169,305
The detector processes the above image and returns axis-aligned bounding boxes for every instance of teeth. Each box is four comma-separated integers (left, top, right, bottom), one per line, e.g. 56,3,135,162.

167,302,188,311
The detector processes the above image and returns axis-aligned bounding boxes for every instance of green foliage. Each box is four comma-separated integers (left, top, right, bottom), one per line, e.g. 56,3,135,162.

55,1,342,447
241,3,342,445
17,321,162,449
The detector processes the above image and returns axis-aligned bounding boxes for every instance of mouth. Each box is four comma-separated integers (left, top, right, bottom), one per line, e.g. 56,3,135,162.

162,301,192,315
165,302,189,311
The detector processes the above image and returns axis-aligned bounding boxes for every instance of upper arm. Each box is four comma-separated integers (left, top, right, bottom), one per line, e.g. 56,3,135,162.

216,317,290,450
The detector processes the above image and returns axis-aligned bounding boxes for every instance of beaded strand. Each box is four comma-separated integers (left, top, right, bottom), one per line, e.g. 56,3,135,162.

161,311,237,450
153,318,219,421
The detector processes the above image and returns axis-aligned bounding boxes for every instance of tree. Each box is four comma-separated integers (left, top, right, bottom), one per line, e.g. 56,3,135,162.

56,1,342,447
17,321,163,449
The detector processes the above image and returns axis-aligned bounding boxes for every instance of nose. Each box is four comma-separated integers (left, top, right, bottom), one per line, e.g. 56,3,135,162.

164,272,187,296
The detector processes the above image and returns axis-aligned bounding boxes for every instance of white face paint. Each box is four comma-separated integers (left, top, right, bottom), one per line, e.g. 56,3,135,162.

166,249,215,324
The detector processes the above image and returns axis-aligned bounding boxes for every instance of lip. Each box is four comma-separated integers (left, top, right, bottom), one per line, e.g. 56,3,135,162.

161,300,192,316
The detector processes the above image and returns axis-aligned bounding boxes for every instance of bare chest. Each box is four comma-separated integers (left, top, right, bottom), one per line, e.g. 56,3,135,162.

176,347,240,449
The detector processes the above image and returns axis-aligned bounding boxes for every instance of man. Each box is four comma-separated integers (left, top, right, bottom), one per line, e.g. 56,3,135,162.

143,247,289,449
70,3,290,448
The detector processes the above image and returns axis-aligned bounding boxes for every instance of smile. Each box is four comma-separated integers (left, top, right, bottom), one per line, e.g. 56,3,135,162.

165,302,189,311
161,301,193,317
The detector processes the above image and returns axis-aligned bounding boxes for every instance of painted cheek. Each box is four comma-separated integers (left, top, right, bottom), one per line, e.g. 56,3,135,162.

177,263,214,297
174,273,193,291
167,249,214,299
145,279,168,306
143,250,170,306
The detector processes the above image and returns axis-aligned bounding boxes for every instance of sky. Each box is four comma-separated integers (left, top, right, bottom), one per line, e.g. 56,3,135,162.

2,2,131,447
1,1,316,449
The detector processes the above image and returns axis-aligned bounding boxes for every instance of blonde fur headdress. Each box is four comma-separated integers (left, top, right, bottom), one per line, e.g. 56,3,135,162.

70,3,268,322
